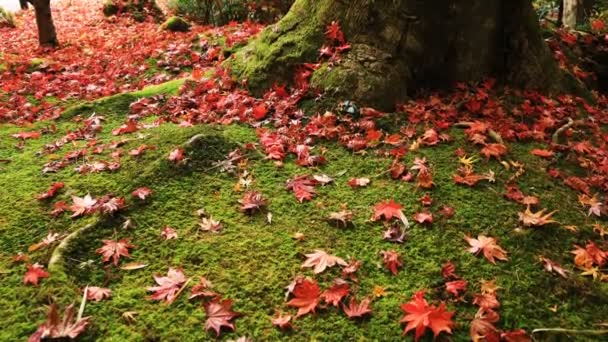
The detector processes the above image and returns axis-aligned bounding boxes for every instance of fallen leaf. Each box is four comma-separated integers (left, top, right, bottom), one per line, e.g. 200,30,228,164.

69,194,97,218
301,250,347,274
271,311,292,329
381,250,403,275
348,177,370,188
518,207,557,227
131,187,153,200
286,278,320,317
343,297,372,319
321,280,350,306
400,290,454,342
86,286,112,301
161,226,178,240
539,256,569,278
147,268,188,304
372,199,404,221
465,235,508,264
28,304,90,342
96,239,135,266
24,263,49,286
204,298,239,336
445,280,467,297
238,191,267,213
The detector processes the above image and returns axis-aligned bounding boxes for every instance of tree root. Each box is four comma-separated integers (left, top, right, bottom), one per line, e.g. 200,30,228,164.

48,223,97,276
532,328,608,336
551,117,575,145
454,121,504,144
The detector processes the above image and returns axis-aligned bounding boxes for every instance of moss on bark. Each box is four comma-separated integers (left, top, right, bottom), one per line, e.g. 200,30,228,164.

230,0,581,111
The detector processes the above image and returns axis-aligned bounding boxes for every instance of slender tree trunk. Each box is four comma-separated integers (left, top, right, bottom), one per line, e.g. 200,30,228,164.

31,0,58,47
563,0,596,28
230,0,576,110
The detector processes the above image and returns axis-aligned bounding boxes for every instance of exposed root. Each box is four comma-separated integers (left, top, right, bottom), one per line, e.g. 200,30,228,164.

532,328,608,336
48,223,97,276
551,117,575,145
454,121,505,144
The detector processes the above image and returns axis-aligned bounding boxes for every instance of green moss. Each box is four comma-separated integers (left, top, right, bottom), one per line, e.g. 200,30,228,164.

161,16,191,32
229,0,337,94
102,0,119,16
0,81,607,341
27,58,48,72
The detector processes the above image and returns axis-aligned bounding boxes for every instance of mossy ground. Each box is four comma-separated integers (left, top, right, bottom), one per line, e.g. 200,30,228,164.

0,81,607,341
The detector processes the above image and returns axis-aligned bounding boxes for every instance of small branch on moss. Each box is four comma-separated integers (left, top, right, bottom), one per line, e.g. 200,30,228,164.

454,122,504,144
78,286,88,321
551,117,574,145
169,277,191,306
532,328,608,335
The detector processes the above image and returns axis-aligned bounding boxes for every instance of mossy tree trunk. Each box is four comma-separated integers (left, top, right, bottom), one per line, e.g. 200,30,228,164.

230,0,575,110
28,0,59,47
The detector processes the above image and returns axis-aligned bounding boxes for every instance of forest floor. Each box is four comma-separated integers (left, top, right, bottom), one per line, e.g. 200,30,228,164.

1,1,608,341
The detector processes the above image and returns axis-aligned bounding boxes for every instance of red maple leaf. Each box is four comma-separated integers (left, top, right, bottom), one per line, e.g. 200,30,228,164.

286,278,320,317
36,182,65,200
28,304,90,342
480,143,507,160
147,268,188,304
286,176,317,202
321,280,350,306
168,148,185,163
111,119,138,136
343,297,372,319
24,263,50,286
441,261,459,280
372,200,404,221
530,149,554,158
400,290,455,342
204,298,240,336
12,131,41,140
381,250,403,275
131,187,152,200
445,280,467,297
95,239,135,266
238,191,267,213
252,103,268,120
325,21,345,44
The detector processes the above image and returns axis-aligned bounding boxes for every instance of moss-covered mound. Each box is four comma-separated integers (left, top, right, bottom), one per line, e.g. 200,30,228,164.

0,76,607,341
102,0,164,22
161,16,190,32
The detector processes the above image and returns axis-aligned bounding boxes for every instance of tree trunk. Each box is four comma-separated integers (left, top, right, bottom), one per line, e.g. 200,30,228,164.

230,0,578,111
31,0,58,47
563,0,595,28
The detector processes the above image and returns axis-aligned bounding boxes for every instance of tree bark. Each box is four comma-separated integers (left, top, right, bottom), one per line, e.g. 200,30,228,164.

563,0,595,28
230,0,579,111
30,0,58,47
